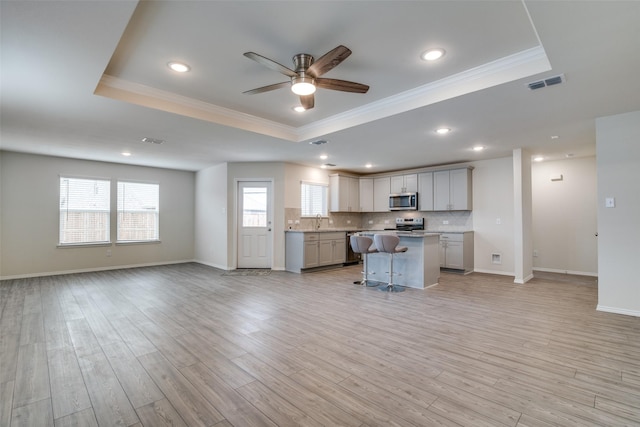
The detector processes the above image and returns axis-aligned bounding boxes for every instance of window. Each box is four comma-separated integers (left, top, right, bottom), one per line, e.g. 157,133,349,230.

301,182,328,217
242,187,267,227
59,177,110,245
117,181,159,242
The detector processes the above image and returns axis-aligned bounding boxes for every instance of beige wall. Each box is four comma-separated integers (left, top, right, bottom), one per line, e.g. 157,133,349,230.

532,156,597,275
194,162,228,269
470,157,515,275
596,110,640,317
0,151,195,278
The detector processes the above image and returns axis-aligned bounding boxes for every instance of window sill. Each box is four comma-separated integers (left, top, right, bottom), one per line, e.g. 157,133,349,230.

57,242,112,249
116,240,161,246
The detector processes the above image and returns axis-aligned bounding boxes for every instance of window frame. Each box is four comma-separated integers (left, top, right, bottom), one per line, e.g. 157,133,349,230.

300,181,328,217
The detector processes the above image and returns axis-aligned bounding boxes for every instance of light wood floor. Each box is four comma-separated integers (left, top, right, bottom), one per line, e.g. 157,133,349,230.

1,263,639,427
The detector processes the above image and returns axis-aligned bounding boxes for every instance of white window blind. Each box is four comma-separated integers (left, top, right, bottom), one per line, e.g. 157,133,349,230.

59,177,111,245
117,181,159,242
301,182,328,217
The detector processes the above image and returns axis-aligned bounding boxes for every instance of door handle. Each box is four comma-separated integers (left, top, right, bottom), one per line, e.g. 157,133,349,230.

268,228,272,231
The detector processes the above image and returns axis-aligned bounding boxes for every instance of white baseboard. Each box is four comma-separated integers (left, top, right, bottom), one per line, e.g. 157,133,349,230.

472,268,515,277
192,260,287,272
192,259,230,271
533,267,598,277
597,305,640,318
514,273,534,284
0,259,195,280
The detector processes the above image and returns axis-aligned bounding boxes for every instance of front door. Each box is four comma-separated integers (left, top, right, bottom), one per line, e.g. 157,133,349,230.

237,181,272,268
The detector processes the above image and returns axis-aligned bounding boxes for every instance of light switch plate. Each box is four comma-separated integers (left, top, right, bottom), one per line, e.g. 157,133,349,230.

605,197,615,208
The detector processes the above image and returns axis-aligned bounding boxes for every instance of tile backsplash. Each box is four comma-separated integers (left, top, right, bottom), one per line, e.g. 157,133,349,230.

285,208,471,231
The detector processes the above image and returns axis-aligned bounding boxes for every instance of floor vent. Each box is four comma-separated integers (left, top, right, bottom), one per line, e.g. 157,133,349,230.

527,74,565,90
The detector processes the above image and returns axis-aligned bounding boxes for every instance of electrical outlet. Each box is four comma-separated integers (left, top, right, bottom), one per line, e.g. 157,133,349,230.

288,219,293,224
347,220,351,224
294,220,300,224
533,249,538,257
496,218,502,225
106,249,112,257
384,220,390,224
368,220,373,224
443,220,449,225
329,220,333,224
605,197,615,208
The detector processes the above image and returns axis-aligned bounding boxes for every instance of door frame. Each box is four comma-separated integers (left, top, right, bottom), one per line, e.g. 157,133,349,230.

234,178,274,269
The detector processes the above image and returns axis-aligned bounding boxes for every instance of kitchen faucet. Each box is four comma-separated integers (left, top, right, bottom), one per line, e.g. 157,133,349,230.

315,214,321,229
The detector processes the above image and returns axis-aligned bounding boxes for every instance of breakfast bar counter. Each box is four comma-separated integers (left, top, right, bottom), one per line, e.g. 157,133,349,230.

359,231,440,289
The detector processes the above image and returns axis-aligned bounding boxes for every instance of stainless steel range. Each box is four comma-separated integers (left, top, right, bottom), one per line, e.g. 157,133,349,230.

386,217,425,232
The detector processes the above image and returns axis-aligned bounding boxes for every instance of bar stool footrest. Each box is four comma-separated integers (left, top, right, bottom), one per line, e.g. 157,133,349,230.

377,284,406,292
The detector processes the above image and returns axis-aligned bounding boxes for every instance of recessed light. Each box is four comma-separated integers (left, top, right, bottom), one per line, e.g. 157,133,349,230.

365,163,373,168
421,48,446,61
320,154,328,160
472,146,485,151
167,61,190,73
533,156,544,162
320,164,327,169
551,135,559,140
121,152,131,157
293,106,306,113
435,127,451,135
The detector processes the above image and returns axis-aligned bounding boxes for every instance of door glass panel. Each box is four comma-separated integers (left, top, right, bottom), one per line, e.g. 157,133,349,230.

242,187,267,227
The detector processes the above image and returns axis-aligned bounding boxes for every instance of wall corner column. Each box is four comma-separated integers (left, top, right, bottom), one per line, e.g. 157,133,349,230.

513,148,533,284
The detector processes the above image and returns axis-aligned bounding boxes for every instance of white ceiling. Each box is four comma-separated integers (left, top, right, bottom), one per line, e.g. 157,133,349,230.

2,1,639,173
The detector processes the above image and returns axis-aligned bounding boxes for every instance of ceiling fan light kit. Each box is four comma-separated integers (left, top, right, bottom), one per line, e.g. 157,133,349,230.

291,77,316,95
243,45,369,110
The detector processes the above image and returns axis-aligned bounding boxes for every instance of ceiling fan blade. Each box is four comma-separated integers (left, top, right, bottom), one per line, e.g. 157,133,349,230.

244,52,298,78
306,45,352,78
243,81,290,95
316,78,369,93
300,94,314,110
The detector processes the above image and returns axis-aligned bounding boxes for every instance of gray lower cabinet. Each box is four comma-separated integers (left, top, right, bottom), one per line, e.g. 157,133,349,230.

439,232,474,273
286,232,346,273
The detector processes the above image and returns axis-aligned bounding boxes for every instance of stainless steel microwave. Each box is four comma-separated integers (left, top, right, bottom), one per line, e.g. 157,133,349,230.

389,193,418,210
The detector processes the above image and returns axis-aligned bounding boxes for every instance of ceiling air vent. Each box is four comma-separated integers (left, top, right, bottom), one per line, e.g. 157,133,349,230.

527,74,565,90
141,137,165,145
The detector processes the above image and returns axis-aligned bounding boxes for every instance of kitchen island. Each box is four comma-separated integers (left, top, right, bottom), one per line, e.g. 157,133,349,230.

359,231,441,289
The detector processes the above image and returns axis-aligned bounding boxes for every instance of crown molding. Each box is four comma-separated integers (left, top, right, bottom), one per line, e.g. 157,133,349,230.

297,45,550,141
95,75,300,141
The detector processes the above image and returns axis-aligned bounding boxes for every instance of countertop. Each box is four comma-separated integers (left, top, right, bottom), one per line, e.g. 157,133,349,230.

286,228,472,234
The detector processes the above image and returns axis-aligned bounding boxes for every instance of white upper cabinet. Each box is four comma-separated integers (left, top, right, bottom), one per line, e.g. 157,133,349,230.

373,177,390,212
418,172,434,211
359,178,374,212
433,168,472,211
330,174,360,212
390,173,418,194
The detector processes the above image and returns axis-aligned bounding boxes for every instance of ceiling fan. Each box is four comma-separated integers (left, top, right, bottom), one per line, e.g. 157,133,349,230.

243,45,369,110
